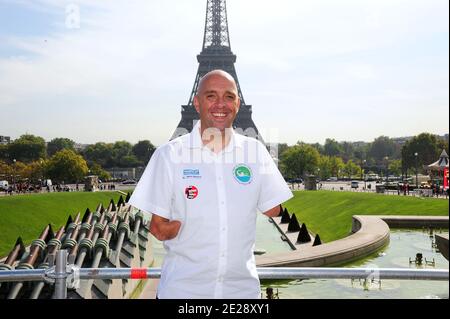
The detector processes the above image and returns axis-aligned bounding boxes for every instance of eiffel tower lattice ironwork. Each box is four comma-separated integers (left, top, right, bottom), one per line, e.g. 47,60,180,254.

171,0,263,142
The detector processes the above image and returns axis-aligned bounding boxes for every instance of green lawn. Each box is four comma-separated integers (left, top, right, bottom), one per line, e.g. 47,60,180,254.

0,191,125,258
1,190,448,259
283,191,449,243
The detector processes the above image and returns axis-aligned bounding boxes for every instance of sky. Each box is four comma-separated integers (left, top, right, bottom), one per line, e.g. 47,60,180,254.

0,0,448,146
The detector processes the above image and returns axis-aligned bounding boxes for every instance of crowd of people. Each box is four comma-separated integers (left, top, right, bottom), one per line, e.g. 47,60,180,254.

2,182,77,195
430,183,449,198
99,183,116,190
1,181,122,196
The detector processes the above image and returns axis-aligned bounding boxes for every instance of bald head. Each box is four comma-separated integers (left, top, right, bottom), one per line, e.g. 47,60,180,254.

197,70,238,96
193,69,241,134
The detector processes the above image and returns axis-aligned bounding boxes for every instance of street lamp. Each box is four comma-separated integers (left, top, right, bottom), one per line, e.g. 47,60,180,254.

384,156,389,185
362,160,367,190
12,159,16,192
414,152,418,188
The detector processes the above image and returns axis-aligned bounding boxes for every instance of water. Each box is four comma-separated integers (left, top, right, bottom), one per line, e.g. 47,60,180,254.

261,229,449,299
150,214,449,299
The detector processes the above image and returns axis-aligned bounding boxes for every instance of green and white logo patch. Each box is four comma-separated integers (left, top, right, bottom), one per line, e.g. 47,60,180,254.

233,164,252,184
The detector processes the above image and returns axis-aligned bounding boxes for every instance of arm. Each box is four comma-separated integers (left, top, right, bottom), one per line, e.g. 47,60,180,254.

149,214,182,241
263,205,281,218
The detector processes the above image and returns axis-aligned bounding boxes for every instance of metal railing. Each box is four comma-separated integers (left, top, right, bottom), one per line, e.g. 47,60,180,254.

0,250,448,299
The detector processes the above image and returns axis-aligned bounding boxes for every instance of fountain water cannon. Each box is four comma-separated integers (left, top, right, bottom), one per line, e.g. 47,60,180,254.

76,212,106,267
7,224,53,299
0,237,26,271
79,208,93,242
113,212,130,265
92,212,118,268
409,253,435,266
30,226,65,299
65,212,81,239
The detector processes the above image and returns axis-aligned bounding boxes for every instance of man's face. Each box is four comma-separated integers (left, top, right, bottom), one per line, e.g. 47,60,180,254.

193,74,240,133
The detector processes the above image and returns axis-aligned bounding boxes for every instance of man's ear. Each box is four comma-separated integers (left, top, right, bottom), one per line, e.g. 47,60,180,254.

193,96,200,113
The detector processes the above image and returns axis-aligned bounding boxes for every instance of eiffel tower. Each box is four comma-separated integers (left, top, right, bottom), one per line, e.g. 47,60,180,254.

171,0,263,142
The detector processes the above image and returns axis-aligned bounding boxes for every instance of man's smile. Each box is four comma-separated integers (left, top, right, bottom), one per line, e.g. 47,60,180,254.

212,112,227,117
211,112,228,119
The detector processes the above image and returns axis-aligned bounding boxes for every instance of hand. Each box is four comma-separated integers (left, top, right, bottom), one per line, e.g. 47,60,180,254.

149,214,182,241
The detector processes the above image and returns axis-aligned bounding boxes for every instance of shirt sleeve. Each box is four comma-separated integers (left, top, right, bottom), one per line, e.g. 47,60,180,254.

128,147,173,219
256,143,293,213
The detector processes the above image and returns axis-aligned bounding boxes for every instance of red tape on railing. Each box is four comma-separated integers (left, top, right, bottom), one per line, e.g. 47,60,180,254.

130,268,148,279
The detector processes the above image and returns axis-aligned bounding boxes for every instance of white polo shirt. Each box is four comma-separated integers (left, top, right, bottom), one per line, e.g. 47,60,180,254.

129,122,293,299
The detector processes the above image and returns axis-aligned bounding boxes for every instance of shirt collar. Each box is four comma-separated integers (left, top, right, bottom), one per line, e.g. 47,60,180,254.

187,120,242,153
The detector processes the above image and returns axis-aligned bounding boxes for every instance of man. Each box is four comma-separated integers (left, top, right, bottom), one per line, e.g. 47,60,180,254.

129,70,293,299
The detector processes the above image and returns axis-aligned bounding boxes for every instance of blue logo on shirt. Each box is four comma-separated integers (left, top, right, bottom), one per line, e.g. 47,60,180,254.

183,169,201,179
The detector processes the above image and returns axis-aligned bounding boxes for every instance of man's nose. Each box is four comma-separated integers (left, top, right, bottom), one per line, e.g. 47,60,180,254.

214,97,227,108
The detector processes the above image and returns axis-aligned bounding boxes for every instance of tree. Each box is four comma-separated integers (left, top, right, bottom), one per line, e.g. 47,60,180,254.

8,134,46,162
318,156,332,180
112,141,135,168
310,143,324,155
368,136,397,163
83,142,114,168
437,137,449,155
10,160,27,183
46,149,88,183
401,133,442,172
329,156,345,178
21,160,48,183
388,159,402,176
89,162,111,181
117,155,140,168
340,142,355,162
280,144,320,178
0,160,12,180
343,160,361,179
324,139,343,157
47,138,75,157
132,140,156,165
0,144,8,161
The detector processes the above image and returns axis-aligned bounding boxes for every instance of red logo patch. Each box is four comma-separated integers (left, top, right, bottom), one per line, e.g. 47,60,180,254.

185,186,199,199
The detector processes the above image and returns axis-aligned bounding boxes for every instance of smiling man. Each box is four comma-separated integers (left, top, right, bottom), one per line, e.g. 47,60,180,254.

129,70,293,299
194,70,240,152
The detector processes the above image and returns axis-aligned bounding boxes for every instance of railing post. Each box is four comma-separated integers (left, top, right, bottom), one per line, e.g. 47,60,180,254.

53,249,68,299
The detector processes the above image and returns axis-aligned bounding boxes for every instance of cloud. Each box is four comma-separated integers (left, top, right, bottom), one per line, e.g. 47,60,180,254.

0,0,448,145
345,64,376,80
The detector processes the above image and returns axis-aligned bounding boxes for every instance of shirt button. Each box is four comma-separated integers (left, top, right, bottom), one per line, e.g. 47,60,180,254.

221,201,224,205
